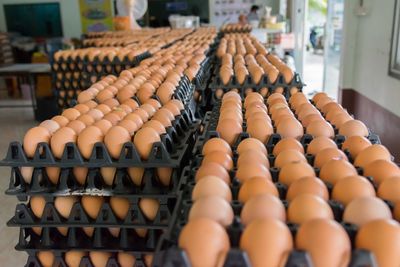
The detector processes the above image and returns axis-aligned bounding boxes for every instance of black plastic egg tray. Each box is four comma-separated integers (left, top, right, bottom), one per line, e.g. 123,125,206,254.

8,195,177,228
1,111,197,169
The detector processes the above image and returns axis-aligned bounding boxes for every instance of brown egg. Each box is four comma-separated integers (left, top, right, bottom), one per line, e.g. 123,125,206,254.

378,177,400,202
145,99,162,110
288,194,333,224
192,176,232,202
237,150,269,168
50,127,77,159
65,251,87,267
319,159,357,185
276,118,303,140
30,196,46,218
296,219,351,267
118,252,136,267
306,120,334,138
307,136,337,155
39,120,60,134
240,219,293,267
124,113,144,128
332,175,376,205
273,138,304,156
118,119,138,135
274,149,307,168
89,252,111,267
241,194,285,225
96,104,112,115
314,148,347,168
77,126,104,159
279,161,316,186
142,120,166,135
237,138,268,156
343,197,392,226
139,198,159,221
363,159,400,185
202,138,232,157
202,151,233,171
37,251,55,267
339,119,369,137
301,113,324,128
195,162,230,184
341,135,371,158
330,113,353,128
189,196,234,227
76,114,96,127
216,118,242,146
179,218,230,267
133,127,161,160
55,196,78,218
238,176,279,202
286,176,329,201
81,196,104,219
87,109,104,121
356,219,400,267
127,167,144,186
354,145,392,168
104,126,131,159
110,197,130,219
23,126,51,158
312,92,328,103
152,108,175,127
52,115,70,127
247,119,273,143
73,167,88,185
236,163,271,182
66,120,86,135
62,108,81,121
315,97,333,110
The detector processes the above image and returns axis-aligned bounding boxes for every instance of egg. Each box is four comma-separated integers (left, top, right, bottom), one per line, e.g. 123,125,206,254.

240,219,293,267
296,219,351,267
276,118,303,140
378,177,400,202
354,145,392,168
339,119,369,137
236,163,271,182
62,108,81,121
286,176,329,201
202,151,234,171
195,162,230,184
52,115,70,127
279,161,316,186
287,194,333,224
332,175,376,205
246,119,273,143
81,196,104,219
37,251,55,267
77,126,104,159
312,92,328,103
319,159,357,185
39,120,60,134
45,167,60,184
216,118,242,146
306,120,334,138
179,218,230,267
50,127,77,158
189,196,234,227
341,135,371,158
65,251,87,267
241,194,285,225
343,197,392,226
330,113,353,128
307,136,337,155
73,167,88,185
139,198,159,221
274,149,307,168
133,127,161,160
363,159,400,185
356,219,400,267
314,148,347,168
192,176,232,201
273,138,304,156
104,126,131,159
237,150,269,168
110,197,130,219
23,126,51,158
118,252,136,267
237,138,268,156
89,252,112,267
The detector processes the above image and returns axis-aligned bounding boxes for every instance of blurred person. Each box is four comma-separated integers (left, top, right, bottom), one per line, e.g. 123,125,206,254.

239,14,248,25
247,5,259,22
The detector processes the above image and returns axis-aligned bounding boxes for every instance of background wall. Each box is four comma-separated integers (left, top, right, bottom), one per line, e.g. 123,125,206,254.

340,0,400,117
0,0,82,38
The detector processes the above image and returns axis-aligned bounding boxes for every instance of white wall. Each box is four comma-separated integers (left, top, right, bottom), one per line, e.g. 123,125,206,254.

0,0,82,38
340,0,400,116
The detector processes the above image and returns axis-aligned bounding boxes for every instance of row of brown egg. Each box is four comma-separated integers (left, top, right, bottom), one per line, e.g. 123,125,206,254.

220,23,252,33
36,250,153,267
83,35,154,47
28,195,160,237
85,27,170,39
217,34,268,57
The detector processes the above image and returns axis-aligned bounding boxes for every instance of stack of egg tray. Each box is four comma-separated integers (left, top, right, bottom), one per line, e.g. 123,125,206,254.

51,51,151,110
2,104,201,267
152,126,384,267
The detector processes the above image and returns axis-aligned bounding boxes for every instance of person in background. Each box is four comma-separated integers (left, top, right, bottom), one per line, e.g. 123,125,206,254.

247,5,259,22
239,14,248,25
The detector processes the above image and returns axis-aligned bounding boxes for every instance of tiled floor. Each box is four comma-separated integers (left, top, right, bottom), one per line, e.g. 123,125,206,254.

0,102,36,266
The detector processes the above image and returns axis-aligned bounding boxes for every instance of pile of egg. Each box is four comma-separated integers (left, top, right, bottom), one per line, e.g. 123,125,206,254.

216,34,268,58
220,23,253,33
84,28,170,39
177,91,400,267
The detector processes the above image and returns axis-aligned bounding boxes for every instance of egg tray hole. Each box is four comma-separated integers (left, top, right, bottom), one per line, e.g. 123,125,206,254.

6,165,188,198
1,115,198,168
15,227,162,252
8,195,177,228
25,254,149,267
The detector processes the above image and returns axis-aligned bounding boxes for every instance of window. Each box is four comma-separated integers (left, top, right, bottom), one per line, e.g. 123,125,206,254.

389,0,400,79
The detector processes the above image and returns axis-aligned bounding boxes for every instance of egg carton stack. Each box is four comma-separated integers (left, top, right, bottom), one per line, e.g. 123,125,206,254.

209,34,304,102
0,33,13,65
153,90,400,267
